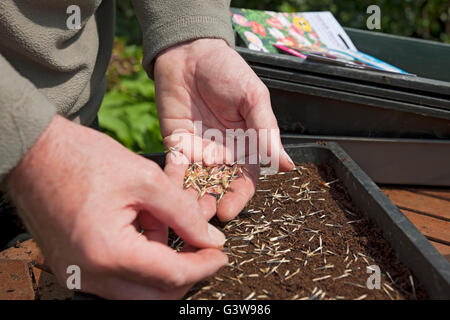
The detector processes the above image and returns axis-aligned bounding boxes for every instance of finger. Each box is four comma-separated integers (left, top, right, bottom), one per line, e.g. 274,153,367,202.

181,243,197,253
137,211,168,244
83,273,191,300
138,161,225,248
241,84,294,171
196,193,217,220
185,188,217,221
118,236,227,290
216,163,259,221
165,132,227,168
163,131,204,164
201,134,228,167
164,152,217,220
164,150,190,180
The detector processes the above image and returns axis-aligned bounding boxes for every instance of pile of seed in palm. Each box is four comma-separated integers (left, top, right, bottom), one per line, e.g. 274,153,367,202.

183,162,245,202
174,162,427,300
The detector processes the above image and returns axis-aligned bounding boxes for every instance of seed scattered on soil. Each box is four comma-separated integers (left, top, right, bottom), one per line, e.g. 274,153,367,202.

175,163,427,300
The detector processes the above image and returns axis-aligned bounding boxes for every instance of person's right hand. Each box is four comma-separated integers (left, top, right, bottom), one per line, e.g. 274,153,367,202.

5,115,227,299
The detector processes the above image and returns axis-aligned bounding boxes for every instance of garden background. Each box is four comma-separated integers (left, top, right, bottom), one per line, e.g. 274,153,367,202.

99,0,450,153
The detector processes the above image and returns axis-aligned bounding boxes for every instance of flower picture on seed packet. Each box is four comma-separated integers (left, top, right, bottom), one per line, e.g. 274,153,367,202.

230,8,328,54
230,8,408,74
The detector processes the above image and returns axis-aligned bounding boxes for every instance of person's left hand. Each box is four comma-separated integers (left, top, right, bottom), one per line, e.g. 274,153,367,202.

154,39,294,222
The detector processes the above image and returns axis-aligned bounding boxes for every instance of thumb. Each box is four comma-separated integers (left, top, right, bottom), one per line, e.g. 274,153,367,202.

118,235,228,293
138,161,225,248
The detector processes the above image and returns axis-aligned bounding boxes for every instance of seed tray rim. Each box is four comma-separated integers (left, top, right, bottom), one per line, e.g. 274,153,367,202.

281,134,450,186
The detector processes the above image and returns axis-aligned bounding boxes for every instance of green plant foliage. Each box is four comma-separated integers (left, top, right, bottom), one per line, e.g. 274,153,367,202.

98,39,164,153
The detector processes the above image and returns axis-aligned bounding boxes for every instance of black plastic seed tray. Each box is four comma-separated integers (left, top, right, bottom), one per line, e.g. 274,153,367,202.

236,46,450,106
236,27,450,99
258,76,450,139
247,61,450,111
281,134,450,186
141,143,450,299
235,28,450,139
345,28,450,83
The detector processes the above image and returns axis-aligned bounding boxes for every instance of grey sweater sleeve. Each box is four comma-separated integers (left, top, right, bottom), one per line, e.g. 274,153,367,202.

0,54,56,183
132,0,235,76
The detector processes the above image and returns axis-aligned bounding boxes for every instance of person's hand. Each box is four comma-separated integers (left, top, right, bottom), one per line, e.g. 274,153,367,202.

154,39,294,221
6,115,227,299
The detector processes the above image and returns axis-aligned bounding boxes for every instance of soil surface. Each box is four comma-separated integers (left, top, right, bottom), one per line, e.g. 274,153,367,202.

178,163,427,300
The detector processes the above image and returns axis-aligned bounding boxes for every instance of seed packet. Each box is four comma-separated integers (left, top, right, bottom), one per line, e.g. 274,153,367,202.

231,8,408,74
274,43,402,73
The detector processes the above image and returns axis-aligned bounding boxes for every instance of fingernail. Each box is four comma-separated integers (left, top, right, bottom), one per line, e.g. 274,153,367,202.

282,149,295,169
208,223,226,247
